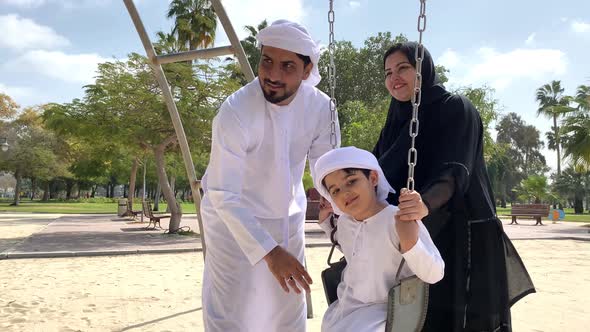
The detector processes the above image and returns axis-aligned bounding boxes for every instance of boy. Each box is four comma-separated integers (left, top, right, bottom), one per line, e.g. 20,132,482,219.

314,146,444,332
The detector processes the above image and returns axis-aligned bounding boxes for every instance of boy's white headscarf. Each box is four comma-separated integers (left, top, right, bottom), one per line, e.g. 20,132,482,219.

256,19,321,86
313,146,396,216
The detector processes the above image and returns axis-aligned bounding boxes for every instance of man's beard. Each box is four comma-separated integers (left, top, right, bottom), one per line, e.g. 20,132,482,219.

260,79,296,104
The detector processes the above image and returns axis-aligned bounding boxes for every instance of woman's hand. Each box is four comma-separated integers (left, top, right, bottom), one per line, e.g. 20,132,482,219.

396,188,429,222
318,196,334,224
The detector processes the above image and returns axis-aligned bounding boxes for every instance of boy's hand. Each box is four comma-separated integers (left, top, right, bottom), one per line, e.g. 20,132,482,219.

318,196,334,224
396,188,429,222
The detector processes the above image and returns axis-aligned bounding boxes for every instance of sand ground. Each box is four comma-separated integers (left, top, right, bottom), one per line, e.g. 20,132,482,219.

1,238,589,332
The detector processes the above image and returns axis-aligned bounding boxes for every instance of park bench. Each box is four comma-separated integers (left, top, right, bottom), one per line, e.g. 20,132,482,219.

141,200,170,229
122,200,142,219
306,188,321,222
508,204,550,226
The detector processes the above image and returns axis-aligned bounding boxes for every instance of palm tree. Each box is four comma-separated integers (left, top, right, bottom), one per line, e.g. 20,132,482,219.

242,20,268,72
561,85,590,168
167,0,217,51
575,84,590,111
154,31,187,55
535,80,573,175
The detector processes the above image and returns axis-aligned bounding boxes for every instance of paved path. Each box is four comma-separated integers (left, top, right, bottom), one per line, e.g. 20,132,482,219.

1,213,588,259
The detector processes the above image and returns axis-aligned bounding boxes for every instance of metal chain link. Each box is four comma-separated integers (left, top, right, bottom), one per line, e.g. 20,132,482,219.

406,0,427,191
328,0,337,149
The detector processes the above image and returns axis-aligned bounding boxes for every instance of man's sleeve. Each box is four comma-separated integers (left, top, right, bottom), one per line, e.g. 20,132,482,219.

205,108,277,265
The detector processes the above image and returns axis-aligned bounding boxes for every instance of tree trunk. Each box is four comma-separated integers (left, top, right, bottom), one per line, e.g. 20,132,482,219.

154,182,161,211
30,177,36,200
574,193,583,214
128,157,139,208
110,182,115,198
554,115,561,176
42,182,50,201
166,176,176,213
66,180,74,200
11,171,22,206
153,136,182,232
91,185,96,198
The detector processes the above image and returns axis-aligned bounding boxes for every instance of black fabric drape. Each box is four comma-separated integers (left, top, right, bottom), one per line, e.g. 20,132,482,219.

374,42,535,331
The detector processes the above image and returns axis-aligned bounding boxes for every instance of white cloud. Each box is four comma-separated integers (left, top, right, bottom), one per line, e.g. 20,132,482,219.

349,1,361,9
3,50,109,84
0,0,47,8
0,82,34,100
0,0,110,9
571,20,590,33
445,47,567,91
525,33,536,46
0,14,69,51
214,0,306,44
437,49,460,69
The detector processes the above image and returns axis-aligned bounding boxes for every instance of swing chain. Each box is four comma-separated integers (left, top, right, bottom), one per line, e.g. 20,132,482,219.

328,0,338,149
407,0,427,191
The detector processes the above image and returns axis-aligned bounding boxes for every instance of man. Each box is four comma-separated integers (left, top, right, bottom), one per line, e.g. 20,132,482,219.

200,20,340,332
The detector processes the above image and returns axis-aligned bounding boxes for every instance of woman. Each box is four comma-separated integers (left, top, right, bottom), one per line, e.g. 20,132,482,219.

374,42,535,331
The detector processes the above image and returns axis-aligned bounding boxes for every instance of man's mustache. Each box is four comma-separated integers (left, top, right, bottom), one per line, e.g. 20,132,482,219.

264,79,286,88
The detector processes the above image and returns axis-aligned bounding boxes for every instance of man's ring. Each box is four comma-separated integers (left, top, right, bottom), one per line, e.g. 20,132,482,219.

288,275,295,281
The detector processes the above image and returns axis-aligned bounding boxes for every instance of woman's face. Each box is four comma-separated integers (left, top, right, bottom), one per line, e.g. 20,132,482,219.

384,51,417,102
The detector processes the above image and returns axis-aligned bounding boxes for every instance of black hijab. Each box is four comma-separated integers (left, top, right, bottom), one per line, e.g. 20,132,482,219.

373,42,452,203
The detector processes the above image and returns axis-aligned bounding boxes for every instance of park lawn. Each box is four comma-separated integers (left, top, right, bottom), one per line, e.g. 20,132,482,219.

496,206,590,222
0,200,588,222
0,200,197,214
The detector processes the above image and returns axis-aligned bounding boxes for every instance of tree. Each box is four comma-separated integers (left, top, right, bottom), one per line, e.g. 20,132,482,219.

455,85,500,158
552,165,588,213
536,80,573,175
495,113,549,203
0,93,18,119
0,107,69,205
515,175,550,204
242,20,268,74
46,52,240,231
317,32,408,108
167,0,217,51
339,99,388,150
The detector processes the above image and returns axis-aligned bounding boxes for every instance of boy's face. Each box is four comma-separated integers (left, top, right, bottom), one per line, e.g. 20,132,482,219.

323,169,379,220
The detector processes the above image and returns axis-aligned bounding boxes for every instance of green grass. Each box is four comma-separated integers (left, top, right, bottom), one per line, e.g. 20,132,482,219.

497,206,590,222
0,200,588,222
0,200,197,214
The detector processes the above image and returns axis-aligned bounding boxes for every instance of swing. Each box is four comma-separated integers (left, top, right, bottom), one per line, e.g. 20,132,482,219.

320,1,430,331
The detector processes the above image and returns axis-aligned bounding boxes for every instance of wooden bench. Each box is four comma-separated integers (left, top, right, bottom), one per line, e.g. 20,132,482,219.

142,200,170,229
305,188,321,222
508,204,550,226
122,200,142,219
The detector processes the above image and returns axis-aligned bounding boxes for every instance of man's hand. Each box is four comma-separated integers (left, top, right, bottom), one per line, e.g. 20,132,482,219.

396,188,429,222
264,246,313,294
318,196,334,224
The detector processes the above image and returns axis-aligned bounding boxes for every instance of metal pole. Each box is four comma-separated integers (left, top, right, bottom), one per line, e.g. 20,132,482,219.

156,45,234,64
210,0,255,81
123,0,207,257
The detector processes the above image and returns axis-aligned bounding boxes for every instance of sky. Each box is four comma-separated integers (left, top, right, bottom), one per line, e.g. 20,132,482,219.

0,0,589,173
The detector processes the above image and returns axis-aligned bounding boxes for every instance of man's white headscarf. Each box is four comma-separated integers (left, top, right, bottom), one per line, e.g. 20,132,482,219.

256,19,321,86
313,146,396,216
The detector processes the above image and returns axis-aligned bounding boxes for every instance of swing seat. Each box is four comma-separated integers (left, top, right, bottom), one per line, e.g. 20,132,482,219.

385,276,429,332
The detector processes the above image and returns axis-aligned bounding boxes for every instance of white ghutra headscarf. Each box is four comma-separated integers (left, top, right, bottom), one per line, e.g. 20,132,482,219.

313,146,396,216
256,19,322,87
